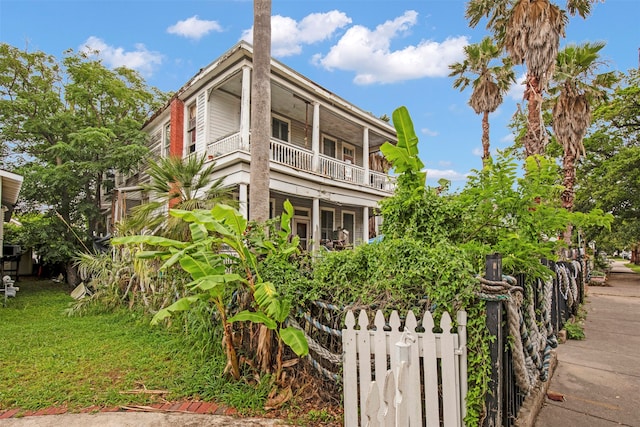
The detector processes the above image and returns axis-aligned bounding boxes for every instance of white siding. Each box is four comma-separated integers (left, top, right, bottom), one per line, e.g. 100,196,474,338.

148,126,163,159
196,91,206,153
209,90,241,142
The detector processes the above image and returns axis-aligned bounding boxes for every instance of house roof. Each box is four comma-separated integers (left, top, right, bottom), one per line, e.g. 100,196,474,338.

1,169,23,222
143,41,396,138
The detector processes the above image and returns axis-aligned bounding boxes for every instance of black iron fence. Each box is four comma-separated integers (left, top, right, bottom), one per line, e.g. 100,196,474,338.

483,254,585,427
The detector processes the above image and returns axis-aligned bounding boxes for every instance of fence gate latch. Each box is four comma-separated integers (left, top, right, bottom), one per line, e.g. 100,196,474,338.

396,328,416,365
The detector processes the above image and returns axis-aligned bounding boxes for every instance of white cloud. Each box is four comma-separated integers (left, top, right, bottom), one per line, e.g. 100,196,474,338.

421,127,438,137
501,133,516,143
167,16,223,40
472,147,483,157
507,73,527,101
314,11,468,85
438,160,452,167
79,37,163,76
424,168,469,181
241,11,351,57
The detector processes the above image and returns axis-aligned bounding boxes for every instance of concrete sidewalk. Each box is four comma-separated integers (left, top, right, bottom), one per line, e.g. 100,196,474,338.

0,412,290,426
535,260,640,427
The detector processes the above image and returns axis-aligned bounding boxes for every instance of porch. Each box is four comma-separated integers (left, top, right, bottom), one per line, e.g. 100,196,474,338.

206,132,395,193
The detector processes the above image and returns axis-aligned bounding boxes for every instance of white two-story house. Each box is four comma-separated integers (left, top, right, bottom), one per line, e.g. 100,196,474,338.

110,41,396,251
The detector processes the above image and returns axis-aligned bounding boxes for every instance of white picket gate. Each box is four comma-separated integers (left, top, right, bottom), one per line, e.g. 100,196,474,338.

342,309,468,427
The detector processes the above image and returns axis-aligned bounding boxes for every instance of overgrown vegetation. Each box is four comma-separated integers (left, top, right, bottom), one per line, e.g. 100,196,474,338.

61,106,612,425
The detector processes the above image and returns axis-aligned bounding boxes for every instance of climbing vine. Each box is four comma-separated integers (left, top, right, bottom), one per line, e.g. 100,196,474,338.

297,106,612,425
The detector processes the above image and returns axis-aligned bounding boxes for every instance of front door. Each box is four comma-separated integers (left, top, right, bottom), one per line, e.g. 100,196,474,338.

293,218,310,251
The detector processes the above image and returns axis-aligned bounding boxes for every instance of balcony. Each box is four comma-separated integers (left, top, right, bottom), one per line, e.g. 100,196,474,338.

206,133,395,193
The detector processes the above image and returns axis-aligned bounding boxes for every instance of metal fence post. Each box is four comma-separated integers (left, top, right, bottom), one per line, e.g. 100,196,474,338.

484,253,503,427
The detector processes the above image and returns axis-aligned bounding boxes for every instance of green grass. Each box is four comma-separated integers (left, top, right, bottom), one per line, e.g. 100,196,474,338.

624,262,640,274
0,278,255,412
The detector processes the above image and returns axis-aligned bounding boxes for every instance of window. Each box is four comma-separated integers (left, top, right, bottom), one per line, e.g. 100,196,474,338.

163,122,171,157
272,116,290,142
322,136,336,158
343,143,355,180
187,103,197,154
342,144,355,163
321,209,334,240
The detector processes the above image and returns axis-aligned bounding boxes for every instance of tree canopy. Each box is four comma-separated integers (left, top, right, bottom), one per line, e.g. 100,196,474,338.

0,43,166,277
576,69,640,251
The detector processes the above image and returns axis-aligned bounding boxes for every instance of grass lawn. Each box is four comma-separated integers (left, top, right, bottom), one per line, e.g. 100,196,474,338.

0,278,248,412
625,262,640,274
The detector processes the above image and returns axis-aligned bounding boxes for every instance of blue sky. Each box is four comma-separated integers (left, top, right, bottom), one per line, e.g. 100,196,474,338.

1,0,638,187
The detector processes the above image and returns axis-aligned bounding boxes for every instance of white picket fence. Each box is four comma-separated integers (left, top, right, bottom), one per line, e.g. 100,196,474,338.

342,309,468,427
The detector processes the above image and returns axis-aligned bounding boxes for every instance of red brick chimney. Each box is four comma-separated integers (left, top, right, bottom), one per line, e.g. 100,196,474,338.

169,98,184,157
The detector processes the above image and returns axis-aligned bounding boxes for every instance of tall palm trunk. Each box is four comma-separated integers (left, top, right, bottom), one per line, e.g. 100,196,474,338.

561,152,577,245
249,0,271,222
524,74,545,157
481,110,490,166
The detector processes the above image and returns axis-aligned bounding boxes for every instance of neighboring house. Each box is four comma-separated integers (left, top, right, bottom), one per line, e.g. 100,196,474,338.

108,42,397,251
1,169,23,280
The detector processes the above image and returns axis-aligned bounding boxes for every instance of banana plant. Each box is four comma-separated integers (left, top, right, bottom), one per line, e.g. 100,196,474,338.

112,201,307,381
380,106,426,188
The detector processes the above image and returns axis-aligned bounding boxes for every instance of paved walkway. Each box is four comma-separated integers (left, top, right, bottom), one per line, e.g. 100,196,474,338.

535,260,640,427
0,402,289,426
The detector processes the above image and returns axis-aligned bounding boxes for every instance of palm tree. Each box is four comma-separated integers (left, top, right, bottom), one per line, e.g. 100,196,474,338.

449,36,515,166
128,154,233,240
548,41,616,243
466,0,600,157
249,0,272,222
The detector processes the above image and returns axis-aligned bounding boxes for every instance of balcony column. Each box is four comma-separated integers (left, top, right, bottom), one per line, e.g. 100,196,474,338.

240,66,251,150
363,127,370,186
363,206,369,244
239,184,248,219
312,197,320,252
311,102,320,172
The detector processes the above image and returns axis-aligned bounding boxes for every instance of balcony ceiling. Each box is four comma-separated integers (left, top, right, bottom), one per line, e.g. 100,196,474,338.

219,75,390,151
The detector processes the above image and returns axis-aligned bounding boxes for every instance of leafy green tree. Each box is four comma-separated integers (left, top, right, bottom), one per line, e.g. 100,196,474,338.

0,43,165,283
576,69,640,253
127,154,234,240
449,36,515,166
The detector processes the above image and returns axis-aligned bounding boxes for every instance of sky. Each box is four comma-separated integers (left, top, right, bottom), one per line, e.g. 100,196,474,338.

1,0,638,188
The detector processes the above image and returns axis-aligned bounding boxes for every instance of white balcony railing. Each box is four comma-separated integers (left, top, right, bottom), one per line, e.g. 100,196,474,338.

207,133,244,158
205,132,394,192
369,170,396,192
271,139,313,171
319,154,364,184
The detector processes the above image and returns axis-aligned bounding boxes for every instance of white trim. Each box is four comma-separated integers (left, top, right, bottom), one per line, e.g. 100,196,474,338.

293,206,310,218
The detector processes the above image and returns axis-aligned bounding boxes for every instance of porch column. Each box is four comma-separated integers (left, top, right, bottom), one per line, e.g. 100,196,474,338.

240,66,251,150
363,127,370,186
311,102,320,172
239,184,248,219
312,197,320,252
363,206,369,244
